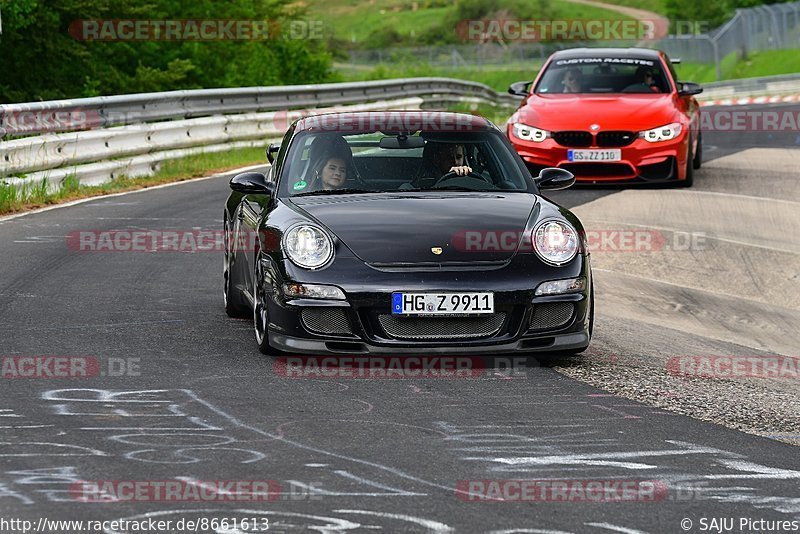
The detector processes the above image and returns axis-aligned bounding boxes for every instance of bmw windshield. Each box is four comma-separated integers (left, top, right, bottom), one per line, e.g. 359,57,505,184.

535,56,672,94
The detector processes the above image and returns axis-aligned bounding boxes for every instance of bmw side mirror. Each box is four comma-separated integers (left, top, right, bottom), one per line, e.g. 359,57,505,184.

266,143,280,164
229,172,275,195
536,168,575,190
678,82,703,96
508,81,532,97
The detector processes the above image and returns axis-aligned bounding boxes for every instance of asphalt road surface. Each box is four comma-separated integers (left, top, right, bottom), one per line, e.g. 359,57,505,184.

0,105,798,533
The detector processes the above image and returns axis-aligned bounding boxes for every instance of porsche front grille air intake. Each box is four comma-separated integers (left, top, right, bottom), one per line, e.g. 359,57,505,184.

301,308,353,335
378,313,506,340
529,302,574,330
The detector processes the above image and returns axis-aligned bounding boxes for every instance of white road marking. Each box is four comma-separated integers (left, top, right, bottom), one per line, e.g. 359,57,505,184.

659,188,800,207
334,510,453,533
585,523,650,534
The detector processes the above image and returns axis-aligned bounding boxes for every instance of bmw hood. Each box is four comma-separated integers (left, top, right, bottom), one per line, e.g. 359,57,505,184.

515,94,678,131
288,193,537,264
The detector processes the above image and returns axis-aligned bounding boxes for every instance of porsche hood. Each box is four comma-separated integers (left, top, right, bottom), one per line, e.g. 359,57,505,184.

288,193,538,264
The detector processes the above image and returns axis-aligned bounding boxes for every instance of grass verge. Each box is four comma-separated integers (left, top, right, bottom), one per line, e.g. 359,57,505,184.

0,146,267,216
447,101,516,129
312,0,632,48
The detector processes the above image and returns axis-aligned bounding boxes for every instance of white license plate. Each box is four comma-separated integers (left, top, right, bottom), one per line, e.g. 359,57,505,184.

568,149,622,162
392,292,494,315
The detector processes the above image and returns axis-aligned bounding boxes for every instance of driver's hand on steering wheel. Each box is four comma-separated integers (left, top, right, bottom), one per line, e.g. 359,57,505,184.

448,165,473,176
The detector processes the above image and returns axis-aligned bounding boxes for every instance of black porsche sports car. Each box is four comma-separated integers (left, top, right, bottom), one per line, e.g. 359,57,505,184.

223,111,593,355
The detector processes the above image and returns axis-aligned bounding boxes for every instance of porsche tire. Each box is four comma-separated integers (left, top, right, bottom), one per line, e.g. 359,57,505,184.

224,216,251,318
253,254,283,356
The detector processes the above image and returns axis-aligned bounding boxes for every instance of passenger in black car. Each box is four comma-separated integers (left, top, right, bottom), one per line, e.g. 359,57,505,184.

310,151,350,191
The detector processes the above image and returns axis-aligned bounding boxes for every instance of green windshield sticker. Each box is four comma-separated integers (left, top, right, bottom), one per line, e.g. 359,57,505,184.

292,180,307,191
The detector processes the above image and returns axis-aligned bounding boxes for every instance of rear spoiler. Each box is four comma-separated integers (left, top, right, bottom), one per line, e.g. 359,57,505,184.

671,58,681,64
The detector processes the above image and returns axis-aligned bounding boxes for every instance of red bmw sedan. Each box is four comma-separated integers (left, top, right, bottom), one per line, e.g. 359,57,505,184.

506,48,703,186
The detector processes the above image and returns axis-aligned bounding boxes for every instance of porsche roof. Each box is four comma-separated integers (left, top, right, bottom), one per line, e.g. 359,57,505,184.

293,111,494,133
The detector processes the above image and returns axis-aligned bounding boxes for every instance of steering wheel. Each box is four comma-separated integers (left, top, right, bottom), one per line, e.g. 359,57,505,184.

433,171,493,187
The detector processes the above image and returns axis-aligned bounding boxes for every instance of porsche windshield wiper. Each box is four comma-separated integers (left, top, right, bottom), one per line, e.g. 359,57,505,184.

293,188,382,197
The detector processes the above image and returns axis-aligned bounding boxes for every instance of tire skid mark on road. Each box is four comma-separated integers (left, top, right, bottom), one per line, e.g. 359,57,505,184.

593,269,800,358
573,189,800,253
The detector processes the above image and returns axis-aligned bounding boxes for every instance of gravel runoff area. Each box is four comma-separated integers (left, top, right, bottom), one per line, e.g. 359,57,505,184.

548,146,800,447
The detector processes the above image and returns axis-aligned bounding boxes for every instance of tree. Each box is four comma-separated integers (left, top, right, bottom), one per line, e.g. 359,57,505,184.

0,0,334,103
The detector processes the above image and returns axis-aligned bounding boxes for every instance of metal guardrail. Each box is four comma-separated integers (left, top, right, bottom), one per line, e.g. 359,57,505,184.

0,78,522,192
698,73,800,99
0,78,516,137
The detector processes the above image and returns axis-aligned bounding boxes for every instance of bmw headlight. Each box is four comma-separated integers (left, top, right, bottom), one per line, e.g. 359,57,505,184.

533,219,579,265
283,224,333,269
639,122,682,142
512,123,550,142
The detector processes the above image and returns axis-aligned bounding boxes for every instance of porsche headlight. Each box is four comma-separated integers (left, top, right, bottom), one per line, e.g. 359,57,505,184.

283,224,333,269
512,123,550,142
639,122,682,142
533,219,579,265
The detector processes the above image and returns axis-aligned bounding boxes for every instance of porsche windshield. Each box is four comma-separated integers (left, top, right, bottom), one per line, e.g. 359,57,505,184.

535,56,671,94
280,129,533,197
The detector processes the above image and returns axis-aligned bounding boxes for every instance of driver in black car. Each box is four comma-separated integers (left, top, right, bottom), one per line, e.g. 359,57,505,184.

429,142,472,176
410,142,473,188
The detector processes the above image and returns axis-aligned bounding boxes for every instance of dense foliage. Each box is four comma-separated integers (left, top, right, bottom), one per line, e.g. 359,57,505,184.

0,0,334,103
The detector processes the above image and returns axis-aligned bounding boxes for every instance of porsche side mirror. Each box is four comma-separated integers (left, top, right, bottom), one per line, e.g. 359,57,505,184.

678,82,703,96
536,168,575,190
230,172,275,195
508,81,532,97
266,143,280,164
